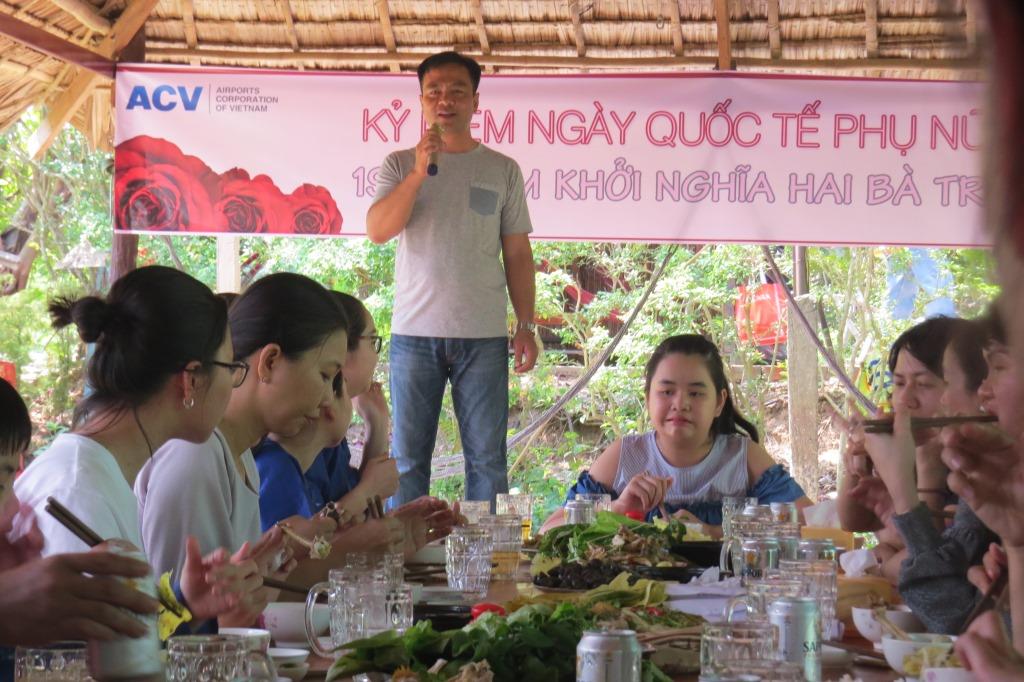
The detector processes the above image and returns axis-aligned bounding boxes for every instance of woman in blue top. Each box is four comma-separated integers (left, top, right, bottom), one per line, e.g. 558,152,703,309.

543,334,809,533
255,293,460,567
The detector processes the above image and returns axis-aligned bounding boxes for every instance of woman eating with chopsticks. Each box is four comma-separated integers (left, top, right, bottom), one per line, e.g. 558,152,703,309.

839,316,964,583
541,334,809,533
12,266,263,640
136,273,347,626
864,312,1001,634
254,292,459,586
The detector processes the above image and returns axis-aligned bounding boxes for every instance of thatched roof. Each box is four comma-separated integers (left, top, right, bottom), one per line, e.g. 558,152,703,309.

0,0,984,157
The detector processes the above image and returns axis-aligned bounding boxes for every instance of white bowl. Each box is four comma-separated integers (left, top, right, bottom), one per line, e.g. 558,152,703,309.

268,647,310,666
219,627,271,652
852,606,925,643
923,667,975,682
275,661,310,682
263,602,329,647
882,634,954,676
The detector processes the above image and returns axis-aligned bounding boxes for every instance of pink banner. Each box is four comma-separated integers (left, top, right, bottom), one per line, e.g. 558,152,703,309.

114,65,985,246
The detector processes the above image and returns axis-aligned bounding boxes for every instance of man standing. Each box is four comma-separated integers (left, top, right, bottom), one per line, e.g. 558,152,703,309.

367,52,537,506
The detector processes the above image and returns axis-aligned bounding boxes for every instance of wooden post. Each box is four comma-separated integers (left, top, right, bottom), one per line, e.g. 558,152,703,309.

794,246,808,295
216,235,241,293
787,294,819,501
110,233,139,283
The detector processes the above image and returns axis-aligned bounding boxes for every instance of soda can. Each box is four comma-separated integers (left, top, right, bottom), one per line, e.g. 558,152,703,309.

768,597,821,682
797,539,837,561
576,629,641,682
88,546,163,679
566,499,596,526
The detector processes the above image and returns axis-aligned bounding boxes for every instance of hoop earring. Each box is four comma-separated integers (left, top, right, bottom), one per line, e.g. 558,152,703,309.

183,396,195,410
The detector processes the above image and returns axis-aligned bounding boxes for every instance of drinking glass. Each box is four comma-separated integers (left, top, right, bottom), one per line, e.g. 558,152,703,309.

219,630,276,679
376,551,405,588
384,583,415,633
769,502,799,524
719,518,769,574
564,499,596,525
166,635,272,681
306,569,369,659
774,559,839,640
735,537,780,584
446,526,493,597
777,536,801,560
721,659,804,681
720,496,749,537
740,504,776,524
773,522,802,539
15,642,91,681
459,500,491,525
699,621,778,675
574,492,612,513
724,577,804,623
496,493,535,542
797,539,837,561
478,514,522,581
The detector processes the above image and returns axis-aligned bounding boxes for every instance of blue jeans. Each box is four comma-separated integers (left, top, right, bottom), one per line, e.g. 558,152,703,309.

389,335,509,505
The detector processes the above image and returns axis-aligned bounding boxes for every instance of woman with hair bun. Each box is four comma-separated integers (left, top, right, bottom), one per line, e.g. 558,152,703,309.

13,265,260,638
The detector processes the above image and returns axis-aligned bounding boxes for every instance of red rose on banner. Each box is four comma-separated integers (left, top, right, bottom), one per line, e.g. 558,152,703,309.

114,136,219,231
214,169,290,234
283,184,343,235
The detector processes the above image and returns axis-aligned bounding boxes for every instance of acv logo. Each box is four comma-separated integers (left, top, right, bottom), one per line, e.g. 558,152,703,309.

126,85,204,111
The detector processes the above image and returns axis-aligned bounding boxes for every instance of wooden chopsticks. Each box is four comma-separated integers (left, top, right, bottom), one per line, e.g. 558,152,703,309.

44,496,183,617
863,414,997,434
960,570,1009,634
366,495,386,519
45,497,103,546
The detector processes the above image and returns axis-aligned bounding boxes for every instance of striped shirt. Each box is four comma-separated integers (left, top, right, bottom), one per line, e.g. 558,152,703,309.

612,431,749,505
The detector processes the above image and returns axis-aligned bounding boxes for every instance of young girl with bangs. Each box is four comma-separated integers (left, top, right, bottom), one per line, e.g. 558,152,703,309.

543,334,809,532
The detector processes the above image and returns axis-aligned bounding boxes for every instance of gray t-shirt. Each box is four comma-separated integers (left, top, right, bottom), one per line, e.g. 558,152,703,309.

374,144,533,338
135,428,262,580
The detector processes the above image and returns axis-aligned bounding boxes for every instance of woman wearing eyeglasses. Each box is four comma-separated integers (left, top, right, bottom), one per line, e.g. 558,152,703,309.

12,266,261,653
136,273,349,628
255,293,459,567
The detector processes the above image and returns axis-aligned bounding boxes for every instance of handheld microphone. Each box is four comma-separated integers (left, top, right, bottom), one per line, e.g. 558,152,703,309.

427,123,443,176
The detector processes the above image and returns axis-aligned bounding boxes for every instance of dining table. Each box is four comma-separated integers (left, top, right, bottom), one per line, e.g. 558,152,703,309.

298,555,902,682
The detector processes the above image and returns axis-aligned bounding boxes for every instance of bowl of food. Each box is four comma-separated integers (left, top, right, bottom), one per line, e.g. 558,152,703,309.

882,634,954,676
852,605,925,643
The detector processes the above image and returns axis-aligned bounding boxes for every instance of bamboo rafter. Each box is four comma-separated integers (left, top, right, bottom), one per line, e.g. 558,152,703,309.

374,0,399,73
